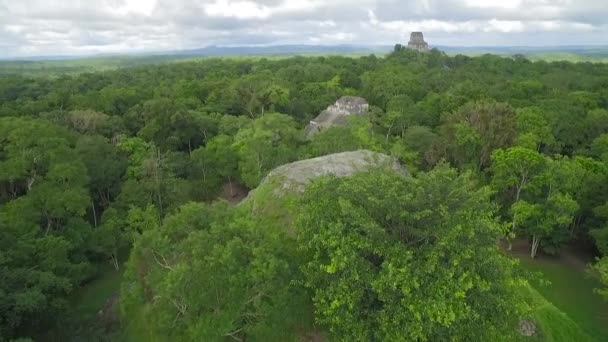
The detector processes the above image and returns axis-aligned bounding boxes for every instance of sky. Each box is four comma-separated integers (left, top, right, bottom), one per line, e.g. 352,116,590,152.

1,0,607,58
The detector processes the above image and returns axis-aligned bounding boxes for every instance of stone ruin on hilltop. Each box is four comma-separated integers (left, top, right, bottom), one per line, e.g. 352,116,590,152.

305,96,369,138
407,32,430,52
258,150,407,195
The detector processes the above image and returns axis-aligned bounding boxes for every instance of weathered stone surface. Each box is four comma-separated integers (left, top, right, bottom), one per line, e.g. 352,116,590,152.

242,150,407,230
305,96,369,138
518,319,537,337
407,32,430,52
260,150,406,194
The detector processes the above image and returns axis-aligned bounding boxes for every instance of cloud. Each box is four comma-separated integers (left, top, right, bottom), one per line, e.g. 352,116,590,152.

0,0,606,58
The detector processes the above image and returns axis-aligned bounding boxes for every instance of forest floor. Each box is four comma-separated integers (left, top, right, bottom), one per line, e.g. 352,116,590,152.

39,263,124,341
510,241,608,341
218,181,249,205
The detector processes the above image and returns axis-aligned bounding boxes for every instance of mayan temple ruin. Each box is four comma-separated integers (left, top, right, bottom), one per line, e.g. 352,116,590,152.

407,32,430,52
305,96,369,138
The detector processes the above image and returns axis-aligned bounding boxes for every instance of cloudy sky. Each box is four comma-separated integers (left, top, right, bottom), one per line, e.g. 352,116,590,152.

1,0,607,58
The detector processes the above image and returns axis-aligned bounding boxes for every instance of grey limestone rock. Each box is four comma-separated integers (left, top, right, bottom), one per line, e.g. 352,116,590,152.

260,150,406,194
305,96,369,138
518,319,537,337
407,32,430,52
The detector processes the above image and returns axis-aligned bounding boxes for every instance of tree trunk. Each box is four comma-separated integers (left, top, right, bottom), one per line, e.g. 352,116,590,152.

27,176,35,192
229,177,234,197
515,184,523,203
91,199,98,228
111,253,120,270
509,180,526,252
256,154,263,181
385,123,394,143
45,216,52,236
531,235,540,259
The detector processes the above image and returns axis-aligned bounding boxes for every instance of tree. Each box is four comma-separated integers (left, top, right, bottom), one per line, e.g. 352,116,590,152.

75,135,127,226
361,66,425,107
591,201,608,257
230,72,291,118
116,137,188,218
515,107,555,152
492,149,581,258
400,125,437,169
375,95,419,140
583,109,608,145
191,135,240,198
136,98,216,152
298,166,524,341
513,193,578,258
0,118,93,338
591,134,608,162
121,202,309,341
491,147,546,234
439,101,517,171
233,113,301,188
590,257,608,300
303,126,361,159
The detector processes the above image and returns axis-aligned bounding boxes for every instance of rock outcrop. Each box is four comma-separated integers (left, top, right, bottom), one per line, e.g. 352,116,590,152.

243,150,407,229
518,320,537,337
259,150,406,194
407,32,430,52
305,96,369,138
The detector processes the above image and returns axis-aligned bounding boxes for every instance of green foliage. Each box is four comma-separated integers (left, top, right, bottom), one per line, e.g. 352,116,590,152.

516,107,555,151
591,258,608,300
233,113,301,188
298,166,525,341
3,48,608,340
439,101,517,170
591,134,608,162
75,135,127,209
303,126,362,158
121,202,310,341
190,134,239,198
0,117,95,338
491,147,546,202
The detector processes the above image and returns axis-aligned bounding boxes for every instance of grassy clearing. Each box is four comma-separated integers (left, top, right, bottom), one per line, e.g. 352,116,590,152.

518,256,608,341
519,284,593,342
524,53,608,63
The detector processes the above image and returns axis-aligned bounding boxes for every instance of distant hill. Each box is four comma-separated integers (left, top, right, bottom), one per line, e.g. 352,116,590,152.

4,44,608,62
437,45,608,62
2,44,608,77
437,45,608,55
0,45,393,62
166,44,392,57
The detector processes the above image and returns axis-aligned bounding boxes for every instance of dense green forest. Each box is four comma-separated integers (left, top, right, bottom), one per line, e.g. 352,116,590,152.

2,47,608,341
